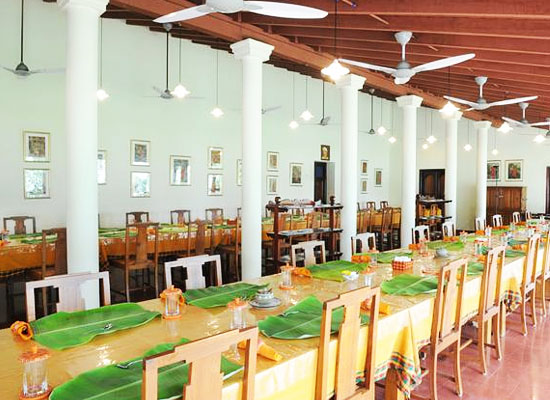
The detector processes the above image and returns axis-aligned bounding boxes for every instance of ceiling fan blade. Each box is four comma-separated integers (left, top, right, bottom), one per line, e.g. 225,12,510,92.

443,95,478,108
152,86,165,95
502,116,523,126
394,77,410,85
31,67,65,75
1,66,16,74
244,1,327,18
487,96,538,107
262,105,282,114
154,5,211,23
339,59,396,75
412,53,475,73
528,121,550,127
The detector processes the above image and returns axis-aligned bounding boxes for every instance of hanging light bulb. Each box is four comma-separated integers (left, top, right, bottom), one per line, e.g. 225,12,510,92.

97,20,109,102
172,83,190,99
426,135,437,144
491,148,499,155
497,121,512,134
422,143,429,150
388,136,397,144
96,88,109,102
377,126,387,135
534,134,546,144
210,50,224,118
289,120,299,130
210,106,224,118
377,98,386,135
464,143,473,152
300,109,314,122
439,101,459,117
322,59,349,82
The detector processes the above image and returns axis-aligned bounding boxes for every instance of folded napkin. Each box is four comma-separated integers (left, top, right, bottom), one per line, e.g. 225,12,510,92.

292,267,312,277
10,321,33,341
238,339,282,362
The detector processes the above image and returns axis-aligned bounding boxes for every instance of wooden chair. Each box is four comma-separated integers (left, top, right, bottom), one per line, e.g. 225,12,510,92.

492,214,503,227
216,218,242,282
461,246,505,375
126,211,149,225
412,225,430,244
170,209,191,225
142,326,258,400
411,258,468,400
512,212,521,224
291,240,326,267
110,222,159,302
205,208,224,223
39,228,68,278
25,272,111,322
515,233,541,335
362,209,374,234
365,201,376,211
316,286,380,400
441,221,456,239
538,231,550,317
351,232,376,254
377,207,394,250
391,207,401,249
474,217,486,231
380,200,389,209
194,219,208,255
164,255,222,290
3,216,36,235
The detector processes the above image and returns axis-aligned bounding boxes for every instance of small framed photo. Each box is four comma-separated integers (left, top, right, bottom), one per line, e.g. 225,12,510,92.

360,160,368,176
290,163,303,186
131,140,150,166
360,178,368,194
487,160,501,182
131,172,151,198
505,160,523,182
267,175,278,195
23,131,50,162
208,147,223,169
374,169,383,187
267,151,279,171
97,150,107,185
236,159,243,186
207,174,223,196
170,155,191,186
24,169,50,199
320,144,331,161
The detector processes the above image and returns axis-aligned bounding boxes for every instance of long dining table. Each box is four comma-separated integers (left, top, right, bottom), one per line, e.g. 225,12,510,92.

0,233,539,400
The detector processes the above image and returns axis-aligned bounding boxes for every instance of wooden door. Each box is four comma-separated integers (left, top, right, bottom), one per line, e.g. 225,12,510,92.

419,169,445,199
314,162,327,204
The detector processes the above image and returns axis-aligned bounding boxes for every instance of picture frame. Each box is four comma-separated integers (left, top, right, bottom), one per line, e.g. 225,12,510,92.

360,160,368,176
487,160,501,182
131,140,150,166
266,175,278,195
289,163,303,186
207,174,223,196
236,159,243,186
170,155,191,186
505,159,523,182
374,169,383,187
97,150,107,185
24,169,50,199
320,144,331,161
360,178,368,194
131,172,151,198
208,147,223,169
267,151,279,171
23,131,50,162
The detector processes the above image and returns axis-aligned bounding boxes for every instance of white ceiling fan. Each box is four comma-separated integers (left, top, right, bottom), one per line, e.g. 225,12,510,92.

502,103,550,128
339,31,474,85
444,77,538,111
154,0,328,23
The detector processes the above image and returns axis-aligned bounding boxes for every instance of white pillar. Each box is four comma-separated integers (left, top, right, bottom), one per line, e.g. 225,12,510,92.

336,74,366,261
443,111,462,225
397,95,423,247
59,0,108,308
475,121,492,220
231,39,273,280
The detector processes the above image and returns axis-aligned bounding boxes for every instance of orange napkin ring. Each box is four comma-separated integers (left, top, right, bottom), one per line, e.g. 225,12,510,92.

10,321,33,341
238,339,283,362
159,291,186,305
292,267,312,277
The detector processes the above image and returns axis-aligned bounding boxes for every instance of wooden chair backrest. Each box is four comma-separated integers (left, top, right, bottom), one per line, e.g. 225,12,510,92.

542,231,550,277
26,272,111,322
480,246,505,316
351,232,376,254
205,208,224,223
441,221,456,238
474,217,486,231
316,286,380,400
170,209,191,225
431,258,468,344
381,207,393,231
291,240,326,267
362,210,373,233
492,214,503,227
126,211,149,225
3,216,36,235
165,254,222,290
41,228,68,277
307,211,323,230
194,219,207,255
380,201,389,209
412,225,430,244
512,212,521,224
366,201,376,211
125,222,159,267
522,233,541,290
142,327,258,400
391,208,401,228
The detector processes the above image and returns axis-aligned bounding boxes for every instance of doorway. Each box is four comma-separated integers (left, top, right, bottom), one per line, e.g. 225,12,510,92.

419,169,445,199
314,162,327,203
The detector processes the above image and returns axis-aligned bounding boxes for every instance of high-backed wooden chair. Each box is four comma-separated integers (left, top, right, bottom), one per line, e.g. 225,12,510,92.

380,200,389,209
142,327,258,400
492,214,503,227
365,201,376,211
351,232,376,254
412,225,430,244
377,207,394,250
411,258,468,400
170,209,191,225
316,286,380,400
25,272,111,322
441,221,456,239
205,208,224,223
164,255,222,290
512,212,521,224
515,233,541,335
537,231,550,317
216,218,242,282
126,211,149,225
474,217,486,231
291,240,326,267
3,216,36,235
111,222,159,301
194,219,207,255
361,209,373,234
391,207,401,249
39,228,68,279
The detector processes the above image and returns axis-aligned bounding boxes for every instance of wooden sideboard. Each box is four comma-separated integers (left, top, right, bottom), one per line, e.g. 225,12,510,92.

487,186,526,224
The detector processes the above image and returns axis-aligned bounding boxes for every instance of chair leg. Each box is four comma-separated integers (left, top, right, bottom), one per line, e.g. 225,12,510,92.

530,291,537,327
453,341,463,397
428,351,438,400
477,318,487,375
154,265,159,298
125,268,131,302
520,298,528,336
492,313,502,361
541,279,547,318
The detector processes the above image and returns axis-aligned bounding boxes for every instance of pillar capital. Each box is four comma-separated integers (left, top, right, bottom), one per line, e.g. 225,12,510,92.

335,74,365,91
231,39,273,62
441,110,463,121
396,95,423,108
58,0,108,14
474,120,492,130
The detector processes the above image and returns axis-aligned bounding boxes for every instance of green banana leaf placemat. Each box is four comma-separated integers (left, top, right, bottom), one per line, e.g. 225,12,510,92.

31,303,161,350
381,274,438,296
467,261,484,276
509,239,527,246
481,247,525,258
377,251,413,264
184,282,268,308
306,260,368,282
427,240,464,251
258,295,368,340
49,338,242,400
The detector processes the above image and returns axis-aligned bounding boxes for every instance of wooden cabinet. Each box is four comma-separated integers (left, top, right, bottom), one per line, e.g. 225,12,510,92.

487,186,526,225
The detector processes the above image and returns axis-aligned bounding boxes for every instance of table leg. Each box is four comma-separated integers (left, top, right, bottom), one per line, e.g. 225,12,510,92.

385,369,406,400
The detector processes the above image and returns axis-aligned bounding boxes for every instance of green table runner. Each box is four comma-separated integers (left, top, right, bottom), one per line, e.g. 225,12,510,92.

306,260,368,282
467,261,484,276
184,282,267,308
427,240,464,251
481,247,525,258
49,338,242,400
258,295,368,340
376,251,413,264
381,274,438,296
31,303,160,350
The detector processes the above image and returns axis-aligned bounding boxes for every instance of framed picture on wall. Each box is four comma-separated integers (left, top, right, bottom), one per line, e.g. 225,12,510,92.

360,160,368,176
374,169,383,187
207,174,223,196
131,172,151,198
267,176,278,195
97,150,107,185
505,160,523,182
170,155,191,186
320,144,330,161
131,140,150,166
23,131,50,162
360,178,368,194
208,147,223,169
24,169,50,199
487,160,501,182
236,159,243,186
290,163,303,186
267,151,279,171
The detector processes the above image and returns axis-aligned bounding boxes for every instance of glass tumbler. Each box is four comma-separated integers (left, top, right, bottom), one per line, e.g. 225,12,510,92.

20,347,51,399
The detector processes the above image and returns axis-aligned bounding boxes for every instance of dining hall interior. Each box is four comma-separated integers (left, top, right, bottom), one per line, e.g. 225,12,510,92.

2,0,550,399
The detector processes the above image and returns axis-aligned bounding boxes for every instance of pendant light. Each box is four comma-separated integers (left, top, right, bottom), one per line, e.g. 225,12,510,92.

439,67,459,117
464,120,473,151
491,128,499,155
388,98,397,143
377,98,387,135
172,36,190,99
366,89,376,135
96,19,109,101
210,49,224,118
426,109,437,144
300,76,314,121
289,74,299,129
321,1,349,81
